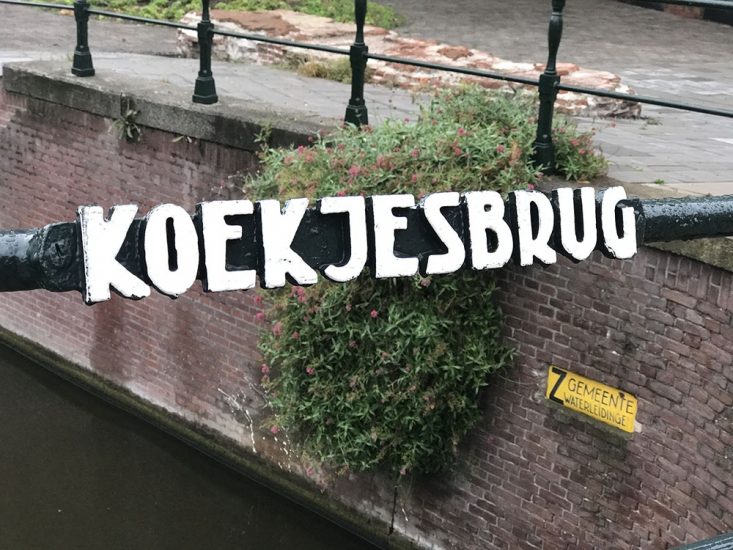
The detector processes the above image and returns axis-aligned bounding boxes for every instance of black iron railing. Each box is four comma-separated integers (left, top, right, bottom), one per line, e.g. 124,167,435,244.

1,0,732,173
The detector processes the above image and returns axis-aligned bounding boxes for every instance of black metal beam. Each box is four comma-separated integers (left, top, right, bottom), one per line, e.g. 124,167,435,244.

0,194,731,295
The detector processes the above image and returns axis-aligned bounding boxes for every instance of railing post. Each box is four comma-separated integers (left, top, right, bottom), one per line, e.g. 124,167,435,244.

533,0,565,175
72,0,95,77
192,0,218,104
344,0,369,127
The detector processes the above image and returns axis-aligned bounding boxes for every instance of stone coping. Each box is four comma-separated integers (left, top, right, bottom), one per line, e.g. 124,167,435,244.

2,58,328,152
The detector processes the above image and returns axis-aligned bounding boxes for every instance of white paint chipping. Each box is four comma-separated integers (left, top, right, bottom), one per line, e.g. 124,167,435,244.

144,204,199,298
513,190,558,267
555,187,598,261
370,194,419,278
319,196,368,282
423,192,465,275
78,205,150,304
465,191,513,270
600,187,638,259
199,200,256,292
259,198,319,288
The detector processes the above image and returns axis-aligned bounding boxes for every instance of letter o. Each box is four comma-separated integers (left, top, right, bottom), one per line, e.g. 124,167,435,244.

144,204,200,297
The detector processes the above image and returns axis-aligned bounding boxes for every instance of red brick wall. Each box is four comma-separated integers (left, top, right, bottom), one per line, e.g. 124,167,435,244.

403,253,733,548
0,87,264,440
1,85,731,549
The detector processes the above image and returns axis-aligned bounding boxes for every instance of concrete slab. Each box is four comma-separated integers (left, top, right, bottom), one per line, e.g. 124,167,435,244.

2,0,733,196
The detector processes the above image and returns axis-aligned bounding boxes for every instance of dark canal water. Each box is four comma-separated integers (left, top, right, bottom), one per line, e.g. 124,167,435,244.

0,345,376,550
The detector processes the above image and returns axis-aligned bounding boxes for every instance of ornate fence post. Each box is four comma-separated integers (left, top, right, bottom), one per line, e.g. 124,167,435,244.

192,0,218,104
533,0,565,174
344,0,369,127
72,0,95,77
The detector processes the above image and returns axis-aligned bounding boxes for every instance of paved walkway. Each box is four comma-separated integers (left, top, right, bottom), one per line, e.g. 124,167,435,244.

1,2,732,196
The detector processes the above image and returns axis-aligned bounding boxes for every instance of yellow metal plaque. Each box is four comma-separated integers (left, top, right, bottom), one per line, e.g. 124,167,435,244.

546,366,637,433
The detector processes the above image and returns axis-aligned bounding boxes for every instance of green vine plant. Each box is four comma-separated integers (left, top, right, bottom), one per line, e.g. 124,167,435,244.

112,102,142,143
248,85,607,479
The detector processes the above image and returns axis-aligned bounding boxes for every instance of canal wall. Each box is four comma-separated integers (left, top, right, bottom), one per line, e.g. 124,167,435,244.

0,61,732,549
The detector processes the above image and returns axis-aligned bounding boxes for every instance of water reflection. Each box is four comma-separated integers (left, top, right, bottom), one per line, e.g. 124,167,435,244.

0,345,376,550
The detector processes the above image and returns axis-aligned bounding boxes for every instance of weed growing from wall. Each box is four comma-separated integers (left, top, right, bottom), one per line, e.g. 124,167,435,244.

248,86,606,476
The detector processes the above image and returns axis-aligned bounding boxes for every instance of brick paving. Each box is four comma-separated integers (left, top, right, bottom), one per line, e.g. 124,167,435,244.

1,1,732,194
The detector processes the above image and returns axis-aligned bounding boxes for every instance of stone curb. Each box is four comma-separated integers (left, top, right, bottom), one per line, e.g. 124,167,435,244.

2,60,330,152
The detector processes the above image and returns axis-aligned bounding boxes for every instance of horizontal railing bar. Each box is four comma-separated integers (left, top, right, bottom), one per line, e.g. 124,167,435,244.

86,8,193,29
0,0,68,9
213,28,350,56
5,0,733,120
366,52,540,86
557,82,733,118
640,0,733,9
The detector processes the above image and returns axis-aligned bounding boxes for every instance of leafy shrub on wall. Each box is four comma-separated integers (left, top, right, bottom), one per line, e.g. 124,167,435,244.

248,86,606,476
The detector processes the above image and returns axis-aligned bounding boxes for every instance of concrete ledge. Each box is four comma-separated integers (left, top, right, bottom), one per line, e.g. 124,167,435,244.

2,59,331,151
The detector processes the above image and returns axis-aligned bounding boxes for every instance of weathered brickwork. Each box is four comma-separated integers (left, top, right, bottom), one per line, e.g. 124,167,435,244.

0,84,731,549
403,254,733,549
0,86,265,440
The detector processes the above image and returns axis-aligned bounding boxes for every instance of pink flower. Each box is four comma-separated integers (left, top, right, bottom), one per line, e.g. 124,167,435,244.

283,155,294,166
306,366,315,376
496,144,505,154
255,311,266,324
370,309,379,319
272,321,283,337
260,364,270,374
457,127,466,136
336,189,347,197
527,183,536,191
453,146,462,157
297,145,306,154
579,149,587,155
419,278,431,288
410,148,420,158
254,294,264,306
570,138,580,147
345,303,352,312
349,340,358,349
403,117,410,123
348,164,362,179
270,425,280,435
411,174,418,183
291,331,300,340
